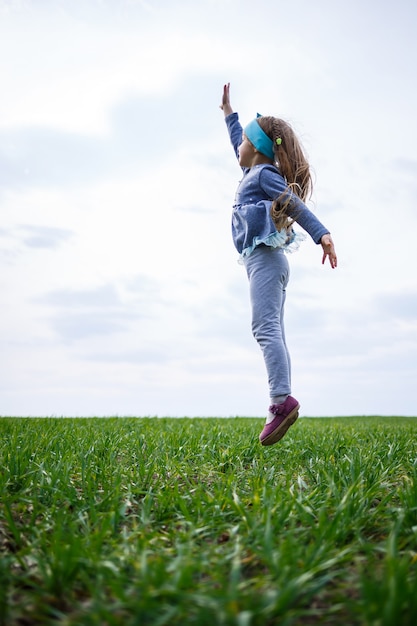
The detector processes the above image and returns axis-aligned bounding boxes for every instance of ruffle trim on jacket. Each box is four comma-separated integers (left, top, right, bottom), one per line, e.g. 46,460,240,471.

238,228,306,264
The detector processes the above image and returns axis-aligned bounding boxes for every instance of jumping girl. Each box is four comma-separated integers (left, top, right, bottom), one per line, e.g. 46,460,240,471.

220,83,337,446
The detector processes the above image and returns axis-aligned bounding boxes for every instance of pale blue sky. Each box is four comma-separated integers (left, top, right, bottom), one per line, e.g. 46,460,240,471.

1,0,416,417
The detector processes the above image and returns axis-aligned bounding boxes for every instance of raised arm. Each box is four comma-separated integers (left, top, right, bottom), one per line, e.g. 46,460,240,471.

221,83,243,162
220,83,233,117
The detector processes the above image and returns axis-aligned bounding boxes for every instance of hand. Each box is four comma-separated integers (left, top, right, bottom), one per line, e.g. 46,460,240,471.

220,82,233,117
321,233,337,268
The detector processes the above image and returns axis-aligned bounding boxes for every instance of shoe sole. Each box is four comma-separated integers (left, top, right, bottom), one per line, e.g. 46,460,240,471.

260,404,300,446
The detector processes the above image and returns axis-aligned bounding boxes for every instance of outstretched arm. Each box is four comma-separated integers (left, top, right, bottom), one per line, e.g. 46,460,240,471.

321,234,337,268
220,83,233,117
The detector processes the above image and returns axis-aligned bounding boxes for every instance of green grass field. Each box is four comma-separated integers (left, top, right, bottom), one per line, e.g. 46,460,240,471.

1,416,417,625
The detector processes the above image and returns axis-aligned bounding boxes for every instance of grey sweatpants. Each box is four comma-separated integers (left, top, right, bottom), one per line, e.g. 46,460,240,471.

243,245,291,400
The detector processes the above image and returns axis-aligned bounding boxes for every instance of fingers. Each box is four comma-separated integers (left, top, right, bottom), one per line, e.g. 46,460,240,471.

220,83,231,111
322,249,337,268
320,234,337,268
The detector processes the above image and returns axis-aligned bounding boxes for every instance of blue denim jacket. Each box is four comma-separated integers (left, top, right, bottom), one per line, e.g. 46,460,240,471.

225,112,329,258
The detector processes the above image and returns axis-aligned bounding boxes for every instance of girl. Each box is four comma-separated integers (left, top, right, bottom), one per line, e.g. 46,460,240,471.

220,83,337,446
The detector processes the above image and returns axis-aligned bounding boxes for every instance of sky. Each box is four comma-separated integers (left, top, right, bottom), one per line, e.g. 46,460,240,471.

1,0,416,418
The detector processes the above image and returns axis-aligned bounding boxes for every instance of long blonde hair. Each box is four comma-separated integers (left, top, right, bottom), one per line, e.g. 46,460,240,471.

257,116,313,230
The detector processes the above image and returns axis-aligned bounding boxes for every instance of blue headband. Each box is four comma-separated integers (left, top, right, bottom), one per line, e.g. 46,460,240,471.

244,114,274,160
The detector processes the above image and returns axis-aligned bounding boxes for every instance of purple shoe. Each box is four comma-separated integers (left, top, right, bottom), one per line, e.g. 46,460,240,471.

259,396,300,446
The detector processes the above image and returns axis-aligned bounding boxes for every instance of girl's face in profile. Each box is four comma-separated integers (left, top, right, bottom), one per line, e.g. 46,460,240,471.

238,134,256,168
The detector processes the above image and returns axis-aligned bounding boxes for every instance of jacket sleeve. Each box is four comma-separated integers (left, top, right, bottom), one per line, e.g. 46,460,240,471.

225,112,243,161
259,167,329,244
